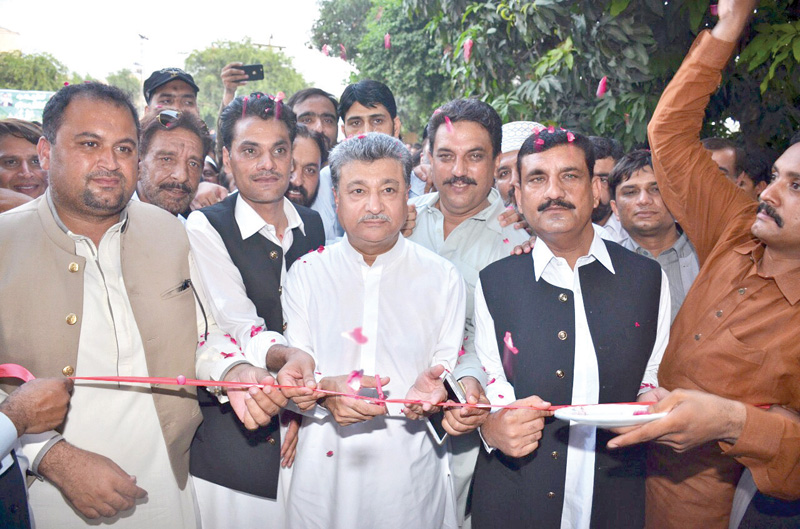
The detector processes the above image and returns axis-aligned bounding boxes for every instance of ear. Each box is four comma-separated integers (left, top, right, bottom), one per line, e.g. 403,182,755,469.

755,181,768,196
222,147,232,175
610,199,620,221
144,104,151,116
333,186,340,213
514,180,523,209
591,176,601,208
392,117,402,139
340,123,346,138
37,136,52,172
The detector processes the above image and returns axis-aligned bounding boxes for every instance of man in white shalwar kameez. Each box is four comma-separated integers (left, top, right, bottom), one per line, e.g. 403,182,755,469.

256,133,466,529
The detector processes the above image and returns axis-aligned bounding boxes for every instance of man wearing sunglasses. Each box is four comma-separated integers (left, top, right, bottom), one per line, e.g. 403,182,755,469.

135,110,212,220
186,92,325,528
142,68,200,120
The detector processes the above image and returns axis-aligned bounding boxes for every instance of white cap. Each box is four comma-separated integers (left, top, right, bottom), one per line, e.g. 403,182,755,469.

501,121,544,153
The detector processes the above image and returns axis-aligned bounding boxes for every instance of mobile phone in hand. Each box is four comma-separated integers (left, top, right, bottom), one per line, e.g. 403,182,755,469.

241,64,264,81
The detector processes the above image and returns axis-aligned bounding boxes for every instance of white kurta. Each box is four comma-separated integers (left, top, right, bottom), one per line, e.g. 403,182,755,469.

282,235,466,529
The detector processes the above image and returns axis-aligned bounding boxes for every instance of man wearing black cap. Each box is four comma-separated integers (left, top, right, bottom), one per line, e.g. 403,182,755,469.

142,68,200,120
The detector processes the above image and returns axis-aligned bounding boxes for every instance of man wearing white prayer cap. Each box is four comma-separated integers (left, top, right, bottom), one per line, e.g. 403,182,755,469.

496,121,543,206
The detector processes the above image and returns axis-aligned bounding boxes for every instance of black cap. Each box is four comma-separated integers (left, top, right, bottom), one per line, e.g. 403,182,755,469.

143,68,199,103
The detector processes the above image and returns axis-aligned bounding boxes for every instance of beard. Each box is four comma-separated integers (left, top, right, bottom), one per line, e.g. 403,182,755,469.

591,200,612,224
285,183,319,207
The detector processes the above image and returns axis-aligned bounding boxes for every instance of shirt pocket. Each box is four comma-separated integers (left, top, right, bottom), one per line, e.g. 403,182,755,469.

161,278,193,300
689,327,766,398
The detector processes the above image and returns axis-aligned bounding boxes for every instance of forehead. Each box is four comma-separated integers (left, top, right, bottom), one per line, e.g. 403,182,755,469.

293,136,321,162
433,120,492,151
232,116,290,146
619,165,656,186
0,135,37,155
594,156,616,174
339,157,404,183
520,144,589,173
58,96,137,140
152,80,196,97
345,101,390,119
146,127,204,156
775,143,800,173
294,95,336,116
497,150,519,167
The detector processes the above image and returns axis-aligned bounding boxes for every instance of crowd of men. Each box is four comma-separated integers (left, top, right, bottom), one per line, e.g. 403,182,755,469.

1,0,798,527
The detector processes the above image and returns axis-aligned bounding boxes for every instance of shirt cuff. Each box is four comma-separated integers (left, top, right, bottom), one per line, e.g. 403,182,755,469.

245,331,287,370
720,405,781,463
0,412,18,460
22,432,63,478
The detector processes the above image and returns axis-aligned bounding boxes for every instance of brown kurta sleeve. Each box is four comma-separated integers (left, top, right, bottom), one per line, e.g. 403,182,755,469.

721,406,800,500
647,31,755,265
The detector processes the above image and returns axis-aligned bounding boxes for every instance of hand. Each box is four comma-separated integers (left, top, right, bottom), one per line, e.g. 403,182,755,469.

190,182,229,210
221,62,248,99
319,374,390,426
224,364,287,430
711,0,758,42
0,377,73,436
607,388,747,452
510,235,537,255
38,441,147,519
442,376,490,435
280,411,301,468
401,204,417,237
403,365,447,420
497,207,531,233
610,386,671,436
480,395,552,458
274,347,324,411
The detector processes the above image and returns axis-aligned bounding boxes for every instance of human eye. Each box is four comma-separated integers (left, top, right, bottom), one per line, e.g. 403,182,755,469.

305,167,318,177
82,141,98,148
31,157,40,166
470,153,484,162
3,158,18,167
324,118,335,124
184,99,196,107
117,145,135,155
497,169,510,178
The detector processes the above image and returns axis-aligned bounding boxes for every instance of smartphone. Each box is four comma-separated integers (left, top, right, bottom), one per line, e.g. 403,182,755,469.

241,64,264,81
426,372,469,445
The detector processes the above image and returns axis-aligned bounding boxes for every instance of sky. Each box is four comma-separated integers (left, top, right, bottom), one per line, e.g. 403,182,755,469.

0,0,355,97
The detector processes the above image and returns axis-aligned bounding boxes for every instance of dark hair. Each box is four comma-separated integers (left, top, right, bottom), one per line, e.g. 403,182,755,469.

607,149,653,198
42,82,139,144
428,98,503,157
287,88,339,118
294,124,329,166
589,136,624,162
219,92,297,151
338,80,397,120
739,148,774,186
701,137,745,174
0,118,42,145
517,128,595,179
328,133,411,189
789,131,800,147
139,111,213,160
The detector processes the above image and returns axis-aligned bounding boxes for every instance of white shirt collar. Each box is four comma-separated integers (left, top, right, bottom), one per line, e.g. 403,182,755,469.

341,233,407,267
234,194,305,240
532,224,615,281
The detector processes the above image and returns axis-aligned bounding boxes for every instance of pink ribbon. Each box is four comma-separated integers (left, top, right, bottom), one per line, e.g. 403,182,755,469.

0,363,36,382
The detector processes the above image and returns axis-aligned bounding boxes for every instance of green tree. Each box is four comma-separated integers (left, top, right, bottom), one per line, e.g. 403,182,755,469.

106,68,141,101
184,38,307,127
311,0,453,135
0,51,68,91
405,0,800,150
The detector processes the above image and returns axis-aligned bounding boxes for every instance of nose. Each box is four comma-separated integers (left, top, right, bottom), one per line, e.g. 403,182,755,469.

452,155,467,177
256,152,275,172
97,146,121,172
543,175,566,201
366,190,382,213
636,188,654,205
290,164,302,187
18,160,35,178
759,177,779,206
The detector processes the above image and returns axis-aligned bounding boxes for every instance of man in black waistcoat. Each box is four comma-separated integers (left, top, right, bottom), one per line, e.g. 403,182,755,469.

470,128,671,529
185,92,325,528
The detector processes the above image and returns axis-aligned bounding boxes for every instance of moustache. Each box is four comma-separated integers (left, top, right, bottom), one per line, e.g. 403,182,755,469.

159,181,192,194
251,170,283,180
443,176,478,186
286,184,308,199
538,198,576,212
757,202,784,228
358,213,391,223
88,170,125,181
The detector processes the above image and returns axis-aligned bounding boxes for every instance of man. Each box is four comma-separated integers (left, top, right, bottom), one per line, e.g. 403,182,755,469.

470,128,670,529
135,110,212,218
202,155,220,185
701,137,743,182
142,67,200,119
589,135,626,241
339,79,402,139
285,124,327,208
287,87,339,149
186,92,325,528
1,378,72,529
495,121,543,207
262,132,466,528
609,149,700,323
407,99,531,527
735,147,772,201
0,118,48,213
609,2,800,527
0,82,233,527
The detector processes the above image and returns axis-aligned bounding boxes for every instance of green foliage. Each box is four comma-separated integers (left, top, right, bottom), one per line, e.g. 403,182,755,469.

0,51,68,91
311,0,453,135
184,39,307,127
406,0,800,151
106,69,141,102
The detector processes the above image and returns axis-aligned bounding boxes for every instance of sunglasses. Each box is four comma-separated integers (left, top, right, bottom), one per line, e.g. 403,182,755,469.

156,110,181,128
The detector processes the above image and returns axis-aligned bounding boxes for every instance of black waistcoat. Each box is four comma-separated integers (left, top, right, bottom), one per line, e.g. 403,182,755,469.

0,452,31,529
189,194,325,498
471,241,661,529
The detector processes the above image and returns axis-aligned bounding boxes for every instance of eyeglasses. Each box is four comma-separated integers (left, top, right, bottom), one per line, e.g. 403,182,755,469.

156,110,181,128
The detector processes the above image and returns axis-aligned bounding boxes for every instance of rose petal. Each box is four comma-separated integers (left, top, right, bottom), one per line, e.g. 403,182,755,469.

342,327,369,344
326,450,334,457
503,331,518,354
322,44,330,56
503,238,509,243
346,369,364,392
596,76,608,98
709,4,718,16
444,116,454,134
463,38,473,63
339,43,347,61
384,33,391,50
177,375,187,385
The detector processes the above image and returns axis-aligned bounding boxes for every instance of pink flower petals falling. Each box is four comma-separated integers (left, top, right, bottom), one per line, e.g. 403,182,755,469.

596,76,608,98
342,327,368,345
444,116,454,134
250,325,264,338
326,450,334,457
384,33,391,50
463,38,474,63
566,132,576,143
502,331,518,380
275,92,285,120
503,331,518,354
709,4,718,16
346,369,364,392
322,44,330,56
339,44,347,61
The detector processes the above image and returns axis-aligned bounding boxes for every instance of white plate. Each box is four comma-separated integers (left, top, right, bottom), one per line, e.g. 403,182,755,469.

554,404,667,428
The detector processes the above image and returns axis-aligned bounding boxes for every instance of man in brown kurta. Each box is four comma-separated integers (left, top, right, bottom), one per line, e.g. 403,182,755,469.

608,1,800,527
